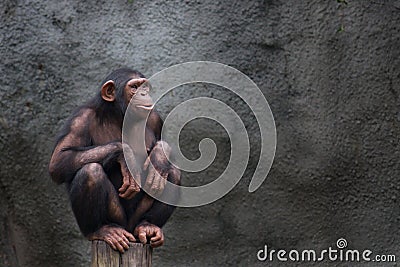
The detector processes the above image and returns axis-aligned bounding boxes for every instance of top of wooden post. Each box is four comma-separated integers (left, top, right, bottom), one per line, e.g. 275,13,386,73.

91,240,152,267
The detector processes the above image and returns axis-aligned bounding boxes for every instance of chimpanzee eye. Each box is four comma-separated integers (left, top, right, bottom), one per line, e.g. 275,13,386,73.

131,84,139,93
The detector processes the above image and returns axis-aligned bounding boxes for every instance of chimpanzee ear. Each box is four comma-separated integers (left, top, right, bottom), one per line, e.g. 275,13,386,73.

101,80,116,102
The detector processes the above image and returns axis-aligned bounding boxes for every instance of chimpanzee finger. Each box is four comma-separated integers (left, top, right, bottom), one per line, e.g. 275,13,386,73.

162,173,168,189
138,231,147,245
159,172,168,190
131,178,140,191
114,240,125,253
120,234,130,246
150,238,164,248
105,237,117,251
119,187,129,198
150,227,162,240
118,182,129,193
150,231,164,247
119,191,130,199
125,186,139,199
163,171,169,180
118,236,129,250
150,234,161,242
123,230,136,242
120,187,137,199
145,169,156,189
109,237,124,253
152,174,165,195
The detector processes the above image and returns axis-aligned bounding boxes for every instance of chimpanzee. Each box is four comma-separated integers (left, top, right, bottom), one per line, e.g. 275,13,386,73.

49,68,180,252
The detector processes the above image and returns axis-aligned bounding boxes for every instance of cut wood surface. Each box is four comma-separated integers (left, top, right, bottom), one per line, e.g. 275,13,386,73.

91,240,152,267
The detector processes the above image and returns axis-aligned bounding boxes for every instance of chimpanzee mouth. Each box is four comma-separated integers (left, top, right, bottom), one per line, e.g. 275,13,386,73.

136,104,154,110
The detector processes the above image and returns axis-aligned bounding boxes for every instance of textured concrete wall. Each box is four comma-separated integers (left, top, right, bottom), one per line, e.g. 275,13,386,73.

1,0,399,266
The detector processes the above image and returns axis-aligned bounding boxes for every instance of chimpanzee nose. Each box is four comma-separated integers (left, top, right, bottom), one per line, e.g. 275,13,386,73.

140,91,147,96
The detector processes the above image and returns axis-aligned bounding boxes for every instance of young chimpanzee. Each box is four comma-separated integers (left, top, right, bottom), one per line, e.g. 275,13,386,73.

49,68,180,252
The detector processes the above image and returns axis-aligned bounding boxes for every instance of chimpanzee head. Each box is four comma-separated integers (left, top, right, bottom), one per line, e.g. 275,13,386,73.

95,68,153,122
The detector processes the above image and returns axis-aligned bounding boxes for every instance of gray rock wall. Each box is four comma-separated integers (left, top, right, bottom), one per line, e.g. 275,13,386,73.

0,0,399,266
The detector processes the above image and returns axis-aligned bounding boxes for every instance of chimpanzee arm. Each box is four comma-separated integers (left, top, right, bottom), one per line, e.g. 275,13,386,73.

139,166,181,227
140,141,181,227
49,109,123,184
140,110,181,227
146,109,163,140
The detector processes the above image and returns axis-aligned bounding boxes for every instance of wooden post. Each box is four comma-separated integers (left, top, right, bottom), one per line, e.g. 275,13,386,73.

91,240,152,267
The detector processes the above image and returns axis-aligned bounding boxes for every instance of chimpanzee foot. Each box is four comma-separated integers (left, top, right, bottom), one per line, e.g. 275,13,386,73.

88,225,136,253
134,222,164,248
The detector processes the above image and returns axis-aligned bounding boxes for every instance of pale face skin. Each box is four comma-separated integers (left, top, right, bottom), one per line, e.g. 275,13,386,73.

124,77,154,118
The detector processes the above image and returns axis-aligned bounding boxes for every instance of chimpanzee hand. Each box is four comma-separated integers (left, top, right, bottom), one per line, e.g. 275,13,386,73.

143,158,168,197
143,141,171,196
134,222,164,248
118,143,141,199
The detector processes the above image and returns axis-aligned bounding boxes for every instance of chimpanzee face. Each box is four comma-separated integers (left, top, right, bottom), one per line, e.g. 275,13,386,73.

124,77,153,118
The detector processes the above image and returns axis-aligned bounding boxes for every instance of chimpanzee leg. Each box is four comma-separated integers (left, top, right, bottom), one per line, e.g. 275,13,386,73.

68,163,126,236
130,166,181,229
127,194,155,231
